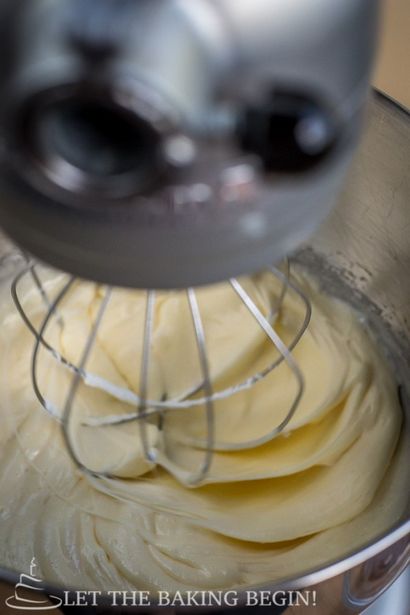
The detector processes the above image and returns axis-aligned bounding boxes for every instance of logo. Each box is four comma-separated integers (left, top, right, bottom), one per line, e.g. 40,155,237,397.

5,558,62,611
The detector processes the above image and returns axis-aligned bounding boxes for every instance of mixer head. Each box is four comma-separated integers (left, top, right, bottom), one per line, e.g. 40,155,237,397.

0,0,378,289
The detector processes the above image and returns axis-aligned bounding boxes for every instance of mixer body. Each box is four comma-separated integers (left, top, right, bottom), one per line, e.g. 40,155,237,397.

0,0,379,288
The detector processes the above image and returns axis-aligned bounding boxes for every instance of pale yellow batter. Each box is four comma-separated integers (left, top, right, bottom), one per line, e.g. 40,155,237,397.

0,267,407,592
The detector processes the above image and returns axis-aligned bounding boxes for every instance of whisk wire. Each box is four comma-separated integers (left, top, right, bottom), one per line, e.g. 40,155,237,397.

61,287,113,477
138,290,156,463
186,288,215,484
230,277,305,445
30,276,76,420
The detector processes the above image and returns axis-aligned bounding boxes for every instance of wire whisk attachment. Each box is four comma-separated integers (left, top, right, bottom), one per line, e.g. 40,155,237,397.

12,258,311,486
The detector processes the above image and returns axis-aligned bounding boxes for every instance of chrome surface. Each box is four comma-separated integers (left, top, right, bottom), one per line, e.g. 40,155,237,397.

365,566,409,615
0,0,378,288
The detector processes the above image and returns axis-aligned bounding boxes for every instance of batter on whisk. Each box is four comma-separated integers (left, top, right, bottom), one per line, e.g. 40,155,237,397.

0,265,407,592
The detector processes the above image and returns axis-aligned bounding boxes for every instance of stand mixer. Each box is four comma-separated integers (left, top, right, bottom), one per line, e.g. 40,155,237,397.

0,1,409,613
0,0,378,485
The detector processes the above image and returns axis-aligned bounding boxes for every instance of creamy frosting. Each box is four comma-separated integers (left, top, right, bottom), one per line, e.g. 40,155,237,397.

0,266,406,592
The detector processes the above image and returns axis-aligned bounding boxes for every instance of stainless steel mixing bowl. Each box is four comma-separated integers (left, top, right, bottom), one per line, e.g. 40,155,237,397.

0,92,408,614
